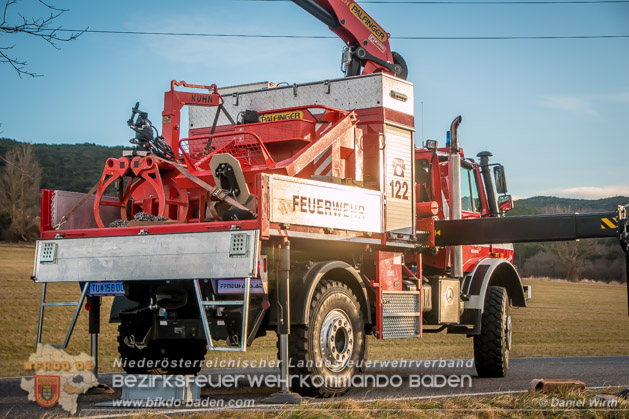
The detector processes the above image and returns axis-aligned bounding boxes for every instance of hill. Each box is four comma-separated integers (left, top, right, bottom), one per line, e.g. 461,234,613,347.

510,196,628,283
511,196,628,216
0,138,129,193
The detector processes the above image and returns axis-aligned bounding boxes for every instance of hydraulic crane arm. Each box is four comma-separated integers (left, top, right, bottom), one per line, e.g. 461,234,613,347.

292,0,408,79
435,206,629,316
434,210,624,246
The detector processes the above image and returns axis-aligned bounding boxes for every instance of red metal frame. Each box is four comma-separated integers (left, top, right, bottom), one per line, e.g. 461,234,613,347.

40,189,53,233
43,82,367,234
162,80,224,159
92,156,189,228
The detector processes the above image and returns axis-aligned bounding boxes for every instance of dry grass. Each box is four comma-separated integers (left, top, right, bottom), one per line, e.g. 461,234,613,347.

100,389,629,418
1,243,628,378
298,389,627,418
0,243,119,377
278,389,629,419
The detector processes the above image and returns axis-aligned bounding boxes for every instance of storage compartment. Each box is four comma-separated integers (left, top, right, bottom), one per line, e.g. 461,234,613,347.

424,278,460,325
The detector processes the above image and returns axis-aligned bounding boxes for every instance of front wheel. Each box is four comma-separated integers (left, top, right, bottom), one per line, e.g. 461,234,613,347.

285,280,365,397
473,286,511,377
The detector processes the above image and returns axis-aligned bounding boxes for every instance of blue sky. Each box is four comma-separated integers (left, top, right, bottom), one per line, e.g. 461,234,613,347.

0,0,627,199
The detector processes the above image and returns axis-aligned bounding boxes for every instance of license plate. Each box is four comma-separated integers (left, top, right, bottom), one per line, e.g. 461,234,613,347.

88,282,125,296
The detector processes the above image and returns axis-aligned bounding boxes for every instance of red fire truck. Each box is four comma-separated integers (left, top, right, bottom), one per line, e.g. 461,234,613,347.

32,0,628,399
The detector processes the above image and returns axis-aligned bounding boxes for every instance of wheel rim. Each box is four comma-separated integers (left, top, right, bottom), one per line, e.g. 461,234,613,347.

319,308,353,372
505,315,512,351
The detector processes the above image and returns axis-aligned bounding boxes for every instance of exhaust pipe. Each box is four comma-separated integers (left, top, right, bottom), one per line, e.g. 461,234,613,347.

450,115,462,152
477,151,499,217
449,116,463,278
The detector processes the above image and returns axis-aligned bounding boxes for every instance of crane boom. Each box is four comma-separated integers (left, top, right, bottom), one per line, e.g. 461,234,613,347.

292,0,408,79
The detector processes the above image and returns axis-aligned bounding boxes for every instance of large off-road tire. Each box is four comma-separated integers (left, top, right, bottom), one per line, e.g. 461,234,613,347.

283,280,365,397
474,286,511,377
117,325,207,375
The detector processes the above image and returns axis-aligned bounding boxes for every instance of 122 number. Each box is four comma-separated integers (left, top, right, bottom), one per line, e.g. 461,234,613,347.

389,180,409,200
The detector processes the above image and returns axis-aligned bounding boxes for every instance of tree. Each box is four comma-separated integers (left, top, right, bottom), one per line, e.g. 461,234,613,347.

0,143,42,241
549,240,597,282
0,0,85,78
537,204,594,281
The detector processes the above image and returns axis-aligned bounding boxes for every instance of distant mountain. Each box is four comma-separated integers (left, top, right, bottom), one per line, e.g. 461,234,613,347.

509,196,627,283
511,196,629,216
0,138,129,193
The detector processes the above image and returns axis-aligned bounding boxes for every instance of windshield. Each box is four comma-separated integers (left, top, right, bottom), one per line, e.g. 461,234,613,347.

461,165,481,213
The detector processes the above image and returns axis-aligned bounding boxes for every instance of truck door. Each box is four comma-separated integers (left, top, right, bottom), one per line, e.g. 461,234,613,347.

460,162,485,268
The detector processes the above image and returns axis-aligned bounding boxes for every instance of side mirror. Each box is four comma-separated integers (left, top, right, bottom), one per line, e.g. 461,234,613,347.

493,165,508,194
498,194,513,213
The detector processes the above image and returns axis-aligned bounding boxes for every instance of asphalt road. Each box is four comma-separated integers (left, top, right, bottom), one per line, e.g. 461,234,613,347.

1,356,627,417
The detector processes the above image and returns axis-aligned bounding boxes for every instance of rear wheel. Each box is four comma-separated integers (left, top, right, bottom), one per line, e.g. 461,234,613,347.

474,286,511,377
284,280,365,397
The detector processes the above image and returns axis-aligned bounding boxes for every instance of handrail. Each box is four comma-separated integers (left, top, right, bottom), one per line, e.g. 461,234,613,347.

170,80,219,94
178,130,276,170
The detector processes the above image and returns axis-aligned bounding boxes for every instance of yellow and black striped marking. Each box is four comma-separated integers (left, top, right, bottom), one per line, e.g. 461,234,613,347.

601,216,618,229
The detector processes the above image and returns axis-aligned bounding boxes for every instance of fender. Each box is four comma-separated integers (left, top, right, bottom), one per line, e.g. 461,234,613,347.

448,257,525,335
289,261,371,325
463,257,527,311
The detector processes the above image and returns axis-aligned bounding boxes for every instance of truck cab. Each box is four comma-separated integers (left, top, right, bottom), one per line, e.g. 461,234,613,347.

415,143,515,276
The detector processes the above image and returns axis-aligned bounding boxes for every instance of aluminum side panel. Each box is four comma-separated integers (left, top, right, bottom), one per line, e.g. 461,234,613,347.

189,74,414,128
33,230,259,283
53,190,120,230
382,76,414,115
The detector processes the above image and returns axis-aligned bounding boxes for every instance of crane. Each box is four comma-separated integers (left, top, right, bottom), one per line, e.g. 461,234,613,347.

292,0,408,79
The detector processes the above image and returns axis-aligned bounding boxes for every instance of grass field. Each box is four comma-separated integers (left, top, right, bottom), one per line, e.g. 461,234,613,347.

126,389,629,418
1,243,628,378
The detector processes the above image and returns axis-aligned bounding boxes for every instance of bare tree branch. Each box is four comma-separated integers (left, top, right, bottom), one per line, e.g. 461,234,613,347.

0,0,86,78
0,43,40,76
0,143,42,241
